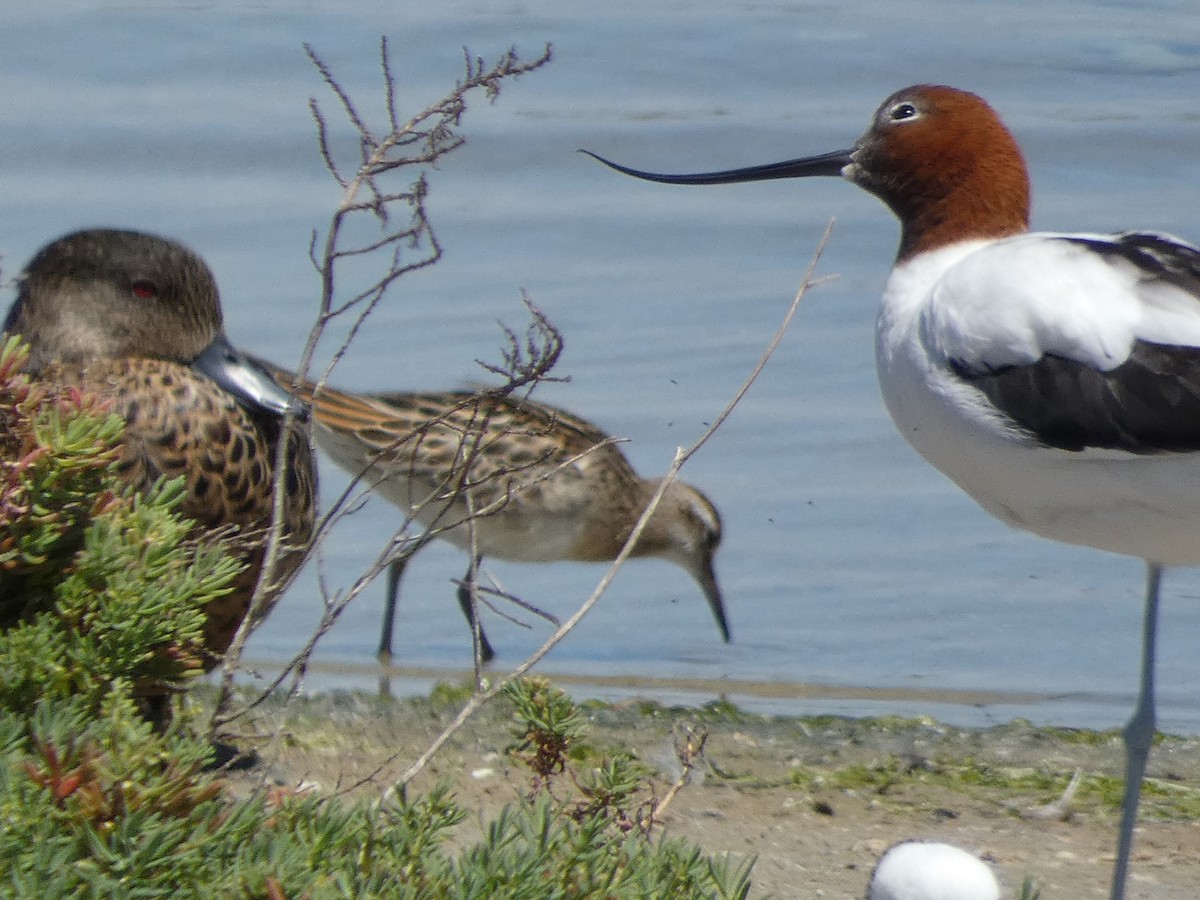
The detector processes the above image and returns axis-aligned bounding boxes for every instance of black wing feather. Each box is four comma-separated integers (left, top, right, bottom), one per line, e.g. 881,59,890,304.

953,232,1200,454
954,343,1200,453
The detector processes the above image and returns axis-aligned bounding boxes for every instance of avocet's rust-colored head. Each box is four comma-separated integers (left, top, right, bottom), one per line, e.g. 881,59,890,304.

584,84,1031,262
849,85,1030,259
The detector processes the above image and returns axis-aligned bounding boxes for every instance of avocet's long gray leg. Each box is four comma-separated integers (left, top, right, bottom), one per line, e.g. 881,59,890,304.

1110,562,1162,900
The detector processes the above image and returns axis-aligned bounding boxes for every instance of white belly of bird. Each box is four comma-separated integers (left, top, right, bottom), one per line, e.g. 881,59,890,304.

876,315,1200,568
316,424,595,563
398,484,596,563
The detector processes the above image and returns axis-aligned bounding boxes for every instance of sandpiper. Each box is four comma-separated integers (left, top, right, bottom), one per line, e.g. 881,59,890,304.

272,371,728,663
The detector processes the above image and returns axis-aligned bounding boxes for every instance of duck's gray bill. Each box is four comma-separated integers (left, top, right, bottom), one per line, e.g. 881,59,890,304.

194,334,310,421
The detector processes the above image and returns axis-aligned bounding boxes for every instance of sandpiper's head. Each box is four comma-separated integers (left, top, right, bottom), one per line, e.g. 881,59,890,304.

584,84,1030,262
643,480,729,643
3,228,223,373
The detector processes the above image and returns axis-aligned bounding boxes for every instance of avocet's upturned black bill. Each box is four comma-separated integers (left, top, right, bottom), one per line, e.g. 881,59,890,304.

579,148,853,185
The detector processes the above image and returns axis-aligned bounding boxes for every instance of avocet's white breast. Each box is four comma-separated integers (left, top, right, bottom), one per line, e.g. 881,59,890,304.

875,233,1200,566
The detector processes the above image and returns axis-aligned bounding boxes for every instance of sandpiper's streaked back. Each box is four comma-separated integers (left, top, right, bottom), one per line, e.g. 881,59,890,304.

2,229,316,670
273,371,728,663
589,84,1200,900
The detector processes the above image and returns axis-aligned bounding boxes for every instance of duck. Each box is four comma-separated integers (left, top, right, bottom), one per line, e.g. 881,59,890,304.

2,228,316,684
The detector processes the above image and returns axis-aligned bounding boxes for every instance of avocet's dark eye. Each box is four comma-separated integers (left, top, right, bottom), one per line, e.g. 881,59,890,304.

131,280,158,300
890,102,918,121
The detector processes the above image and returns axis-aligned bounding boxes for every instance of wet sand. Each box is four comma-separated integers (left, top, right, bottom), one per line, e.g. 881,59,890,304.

216,687,1200,899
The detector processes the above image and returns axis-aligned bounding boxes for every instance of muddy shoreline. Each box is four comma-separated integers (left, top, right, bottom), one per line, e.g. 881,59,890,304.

213,686,1200,899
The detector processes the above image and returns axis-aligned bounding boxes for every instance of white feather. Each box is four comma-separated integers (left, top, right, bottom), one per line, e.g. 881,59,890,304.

877,234,1200,566
868,841,1000,900
919,232,1200,374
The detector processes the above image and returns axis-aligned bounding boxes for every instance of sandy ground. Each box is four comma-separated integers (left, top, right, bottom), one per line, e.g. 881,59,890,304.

215,689,1200,899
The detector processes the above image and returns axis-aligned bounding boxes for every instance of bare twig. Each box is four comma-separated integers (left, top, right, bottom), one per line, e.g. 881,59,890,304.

207,31,829,832
1023,766,1083,821
651,722,709,824
382,219,837,797
210,40,554,734
213,305,566,730
456,580,562,627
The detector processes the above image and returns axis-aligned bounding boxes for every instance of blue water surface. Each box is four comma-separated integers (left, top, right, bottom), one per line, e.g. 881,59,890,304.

3,0,1200,732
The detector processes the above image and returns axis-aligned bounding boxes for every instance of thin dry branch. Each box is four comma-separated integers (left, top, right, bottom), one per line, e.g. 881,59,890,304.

381,219,838,798
476,295,566,390
214,303,565,730
210,40,554,734
650,722,709,824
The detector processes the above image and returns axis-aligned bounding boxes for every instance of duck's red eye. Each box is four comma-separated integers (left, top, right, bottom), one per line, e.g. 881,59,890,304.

131,280,158,300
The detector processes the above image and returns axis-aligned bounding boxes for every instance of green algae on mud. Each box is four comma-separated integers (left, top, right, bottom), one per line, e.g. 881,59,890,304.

202,684,1200,897
204,684,1200,821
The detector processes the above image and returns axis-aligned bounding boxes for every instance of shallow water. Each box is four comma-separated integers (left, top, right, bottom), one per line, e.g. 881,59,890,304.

4,1,1200,731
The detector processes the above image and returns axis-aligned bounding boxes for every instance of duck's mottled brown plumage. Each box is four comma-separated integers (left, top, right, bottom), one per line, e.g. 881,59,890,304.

2,229,315,663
